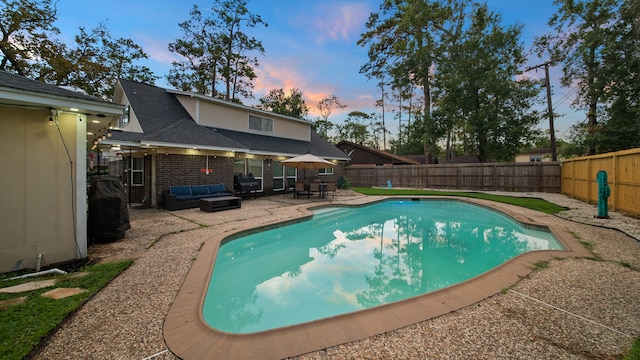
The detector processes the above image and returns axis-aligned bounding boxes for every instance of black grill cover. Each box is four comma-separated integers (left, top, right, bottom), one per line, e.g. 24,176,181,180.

88,175,130,242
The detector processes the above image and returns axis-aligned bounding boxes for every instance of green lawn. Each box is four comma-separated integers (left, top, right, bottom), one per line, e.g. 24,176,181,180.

351,187,567,214
0,260,133,360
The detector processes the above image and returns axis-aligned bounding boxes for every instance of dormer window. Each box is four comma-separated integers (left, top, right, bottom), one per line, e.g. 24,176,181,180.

249,115,273,133
121,105,130,128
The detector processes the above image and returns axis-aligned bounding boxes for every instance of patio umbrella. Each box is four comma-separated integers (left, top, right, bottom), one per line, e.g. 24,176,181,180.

281,153,336,169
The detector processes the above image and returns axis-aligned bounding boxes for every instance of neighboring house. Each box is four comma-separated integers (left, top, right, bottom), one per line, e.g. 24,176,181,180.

336,140,419,166
0,71,124,273
515,148,553,162
102,79,349,206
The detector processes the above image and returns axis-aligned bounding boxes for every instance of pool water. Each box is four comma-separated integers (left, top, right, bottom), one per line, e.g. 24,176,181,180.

203,200,563,334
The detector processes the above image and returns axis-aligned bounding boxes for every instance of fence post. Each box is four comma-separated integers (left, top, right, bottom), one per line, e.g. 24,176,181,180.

493,164,497,191
587,158,592,204
538,163,542,192
613,154,619,211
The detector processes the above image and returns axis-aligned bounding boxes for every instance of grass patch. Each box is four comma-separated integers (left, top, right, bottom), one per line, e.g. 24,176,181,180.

624,337,640,360
533,260,549,270
0,260,133,360
580,240,595,252
352,187,567,214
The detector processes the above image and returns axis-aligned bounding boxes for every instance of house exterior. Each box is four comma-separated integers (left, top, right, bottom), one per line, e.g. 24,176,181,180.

0,71,124,273
102,79,349,206
336,140,419,166
515,148,553,162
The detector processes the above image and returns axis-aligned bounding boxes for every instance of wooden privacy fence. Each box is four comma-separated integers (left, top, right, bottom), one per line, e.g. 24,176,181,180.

344,162,561,193
562,148,640,217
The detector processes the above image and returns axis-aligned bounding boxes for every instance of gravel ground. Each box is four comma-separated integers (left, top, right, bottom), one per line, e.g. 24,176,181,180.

30,190,640,360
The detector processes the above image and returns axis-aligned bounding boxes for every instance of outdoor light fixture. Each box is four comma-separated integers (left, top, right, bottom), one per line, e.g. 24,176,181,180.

48,107,57,125
107,129,112,137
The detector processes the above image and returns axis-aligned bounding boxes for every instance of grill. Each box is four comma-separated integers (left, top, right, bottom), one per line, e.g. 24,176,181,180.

234,174,259,198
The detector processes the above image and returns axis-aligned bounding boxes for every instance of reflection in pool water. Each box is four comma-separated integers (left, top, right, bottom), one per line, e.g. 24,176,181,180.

203,200,563,334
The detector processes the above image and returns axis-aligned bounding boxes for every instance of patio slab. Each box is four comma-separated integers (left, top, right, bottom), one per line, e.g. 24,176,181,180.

0,279,57,294
41,288,87,300
0,296,27,310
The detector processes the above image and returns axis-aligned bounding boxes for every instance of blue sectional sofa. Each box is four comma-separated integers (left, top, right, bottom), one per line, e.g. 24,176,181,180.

163,183,232,210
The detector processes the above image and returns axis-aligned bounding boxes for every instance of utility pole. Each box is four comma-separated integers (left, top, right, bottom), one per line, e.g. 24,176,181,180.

525,61,557,161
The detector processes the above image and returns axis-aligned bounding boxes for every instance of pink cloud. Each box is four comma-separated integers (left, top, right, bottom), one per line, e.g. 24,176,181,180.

136,34,181,65
309,2,371,43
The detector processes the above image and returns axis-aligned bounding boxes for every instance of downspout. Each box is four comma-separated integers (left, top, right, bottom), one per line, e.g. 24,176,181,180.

4,253,68,280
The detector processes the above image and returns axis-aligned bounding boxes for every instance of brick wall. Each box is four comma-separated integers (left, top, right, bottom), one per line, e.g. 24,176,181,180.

156,154,235,201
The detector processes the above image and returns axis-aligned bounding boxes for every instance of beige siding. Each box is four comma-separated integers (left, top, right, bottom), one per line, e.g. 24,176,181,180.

0,107,79,272
176,96,310,141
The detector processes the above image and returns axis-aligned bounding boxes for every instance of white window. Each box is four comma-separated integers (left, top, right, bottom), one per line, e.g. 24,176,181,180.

131,157,143,186
530,155,543,162
249,115,273,133
318,167,334,175
272,161,284,191
121,105,130,128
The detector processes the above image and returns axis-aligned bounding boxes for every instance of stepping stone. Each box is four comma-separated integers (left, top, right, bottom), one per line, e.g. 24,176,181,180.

41,288,87,300
0,279,57,294
0,296,27,310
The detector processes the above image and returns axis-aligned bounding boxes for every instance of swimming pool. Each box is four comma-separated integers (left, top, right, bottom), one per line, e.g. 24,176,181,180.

202,199,563,334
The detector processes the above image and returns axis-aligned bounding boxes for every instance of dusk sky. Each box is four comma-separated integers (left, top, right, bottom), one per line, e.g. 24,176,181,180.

55,0,582,141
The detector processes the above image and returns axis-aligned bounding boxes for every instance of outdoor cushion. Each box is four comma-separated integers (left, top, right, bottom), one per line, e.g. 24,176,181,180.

170,186,191,196
207,184,226,194
191,185,210,196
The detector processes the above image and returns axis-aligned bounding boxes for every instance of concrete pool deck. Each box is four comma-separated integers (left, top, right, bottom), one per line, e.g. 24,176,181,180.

31,190,640,359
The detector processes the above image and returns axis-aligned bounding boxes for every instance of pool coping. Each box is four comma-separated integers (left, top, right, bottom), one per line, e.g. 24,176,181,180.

163,196,591,359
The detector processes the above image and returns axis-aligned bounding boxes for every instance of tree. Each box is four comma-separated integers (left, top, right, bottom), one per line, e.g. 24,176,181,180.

256,88,309,119
313,94,346,140
358,0,468,162
435,4,540,162
334,111,370,145
595,0,640,152
1,1,156,100
37,24,157,99
0,0,58,76
168,0,267,102
534,0,624,155
168,5,224,97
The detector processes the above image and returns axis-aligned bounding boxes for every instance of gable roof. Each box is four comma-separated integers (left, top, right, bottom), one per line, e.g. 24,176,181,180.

109,79,349,160
0,70,99,101
336,140,419,165
0,70,123,116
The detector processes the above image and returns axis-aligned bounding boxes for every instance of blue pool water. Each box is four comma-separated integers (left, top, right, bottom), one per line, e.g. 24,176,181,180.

203,200,563,334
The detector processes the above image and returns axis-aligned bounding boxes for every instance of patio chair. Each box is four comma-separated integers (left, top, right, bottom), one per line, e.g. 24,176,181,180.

284,180,295,197
326,182,337,198
294,182,310,198
309,182,320,198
